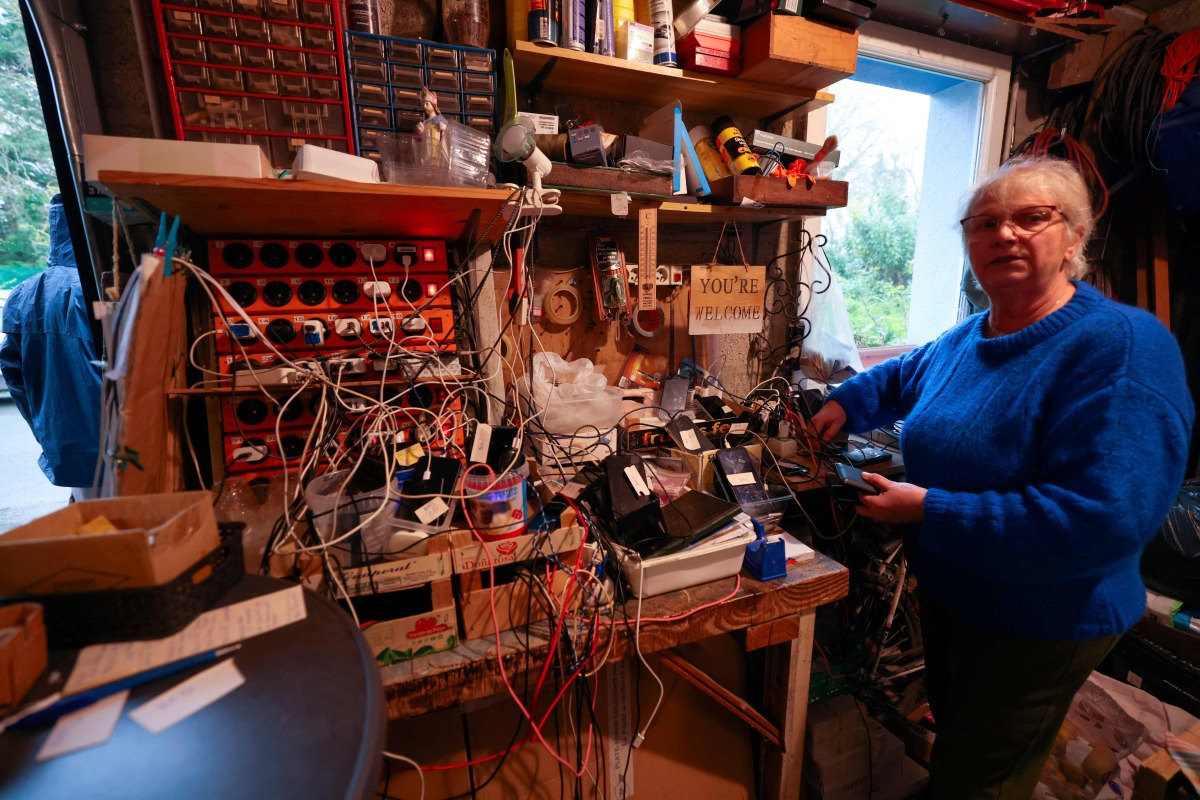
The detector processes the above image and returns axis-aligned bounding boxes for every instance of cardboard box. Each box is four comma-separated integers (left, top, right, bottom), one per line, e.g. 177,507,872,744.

739,14,858,91
0,603,48,712
1132,718,1200,800
84,134,275,181
0,492,220,595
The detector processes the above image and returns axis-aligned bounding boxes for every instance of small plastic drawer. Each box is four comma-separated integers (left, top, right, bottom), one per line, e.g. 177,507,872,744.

164,9,202,35
185,129,250,145
302,27,336,51
236,17,272,43
390,85,423,110
389,63,424,88
170,0,198,6
273,99,346,136
200,12,237,38
174,64,210,89
359,148,381,162
274,48,305,72
466,115,495,133
278,73,310,97
353,81,389,107
464,93,494,114
425,69,459,92
245,71,281,95
209,67,246,92
168,36,206,62
358,127,383,149
349,36,385,61
310,78,341,100
307,52,340,76
388,40,422,65
461,50,495,73
241,45,274,69
355,104,392,130
461,71,494,93
299,1,333,25
436,92,462,113
270,22,302,48
271,137,349,168
206,41,243,66
424,46,458,69
231,0,263,14
195,0,232,10
351,58,387,82
394,108,423,132
263,0,299,20
180,93,268,130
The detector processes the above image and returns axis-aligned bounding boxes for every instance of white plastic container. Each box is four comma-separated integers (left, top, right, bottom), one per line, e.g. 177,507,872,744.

615,524,756,598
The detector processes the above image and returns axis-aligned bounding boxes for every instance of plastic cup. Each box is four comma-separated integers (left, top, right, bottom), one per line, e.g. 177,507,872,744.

463,470,527,541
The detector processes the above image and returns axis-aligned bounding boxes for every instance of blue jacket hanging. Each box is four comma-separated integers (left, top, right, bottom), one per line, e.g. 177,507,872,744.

0,197,102,487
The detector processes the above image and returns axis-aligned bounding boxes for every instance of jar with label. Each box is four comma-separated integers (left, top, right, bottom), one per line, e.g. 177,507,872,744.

442,0,489,48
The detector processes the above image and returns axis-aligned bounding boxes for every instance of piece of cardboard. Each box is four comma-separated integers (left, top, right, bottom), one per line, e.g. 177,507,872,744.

359,579,459,662
448,526,584,574
0,603,48,712
0,492,220,595
83,134,274,181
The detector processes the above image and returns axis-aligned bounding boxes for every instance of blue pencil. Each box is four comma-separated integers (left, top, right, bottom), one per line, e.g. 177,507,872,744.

2,644,242,731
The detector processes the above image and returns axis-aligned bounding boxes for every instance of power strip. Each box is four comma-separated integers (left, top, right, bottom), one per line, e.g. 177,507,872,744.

625,263,685,286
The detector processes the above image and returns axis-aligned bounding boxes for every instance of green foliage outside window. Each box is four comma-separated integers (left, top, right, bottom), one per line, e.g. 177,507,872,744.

0,0,57,290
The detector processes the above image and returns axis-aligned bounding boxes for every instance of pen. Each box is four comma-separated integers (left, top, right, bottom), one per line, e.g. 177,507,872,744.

1,644,242,732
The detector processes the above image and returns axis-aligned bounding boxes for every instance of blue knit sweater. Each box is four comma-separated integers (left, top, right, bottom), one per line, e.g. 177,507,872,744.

828,281,1194,640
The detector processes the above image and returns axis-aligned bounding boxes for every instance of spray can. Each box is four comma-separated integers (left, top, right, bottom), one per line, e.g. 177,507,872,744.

711,115,761,175
689,126,732,184
562,0,587,50
529,0,559,45
591,0,615,57
346,0,381,33
648,0,677,67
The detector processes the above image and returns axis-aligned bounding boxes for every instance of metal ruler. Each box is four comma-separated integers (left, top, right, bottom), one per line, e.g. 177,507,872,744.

637,207,658,312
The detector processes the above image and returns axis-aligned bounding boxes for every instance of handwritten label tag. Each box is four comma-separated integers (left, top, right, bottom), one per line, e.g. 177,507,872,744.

37,691,128,762
624,465,651,497
726,472,757,487
560,482,582,500
729,422,749,436
396,442,425,466
415,497,449,525
470,422,492,465
130,659,245,735
679,429,700,451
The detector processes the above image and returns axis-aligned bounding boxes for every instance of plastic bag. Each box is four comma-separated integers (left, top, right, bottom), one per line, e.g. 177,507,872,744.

802,269,863,382
528,353,622,434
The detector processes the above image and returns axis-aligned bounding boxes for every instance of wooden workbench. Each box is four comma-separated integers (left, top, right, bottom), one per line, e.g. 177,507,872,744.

378,551,848,800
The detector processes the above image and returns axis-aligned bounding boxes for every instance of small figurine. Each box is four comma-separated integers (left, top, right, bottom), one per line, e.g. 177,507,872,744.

415,86,448,141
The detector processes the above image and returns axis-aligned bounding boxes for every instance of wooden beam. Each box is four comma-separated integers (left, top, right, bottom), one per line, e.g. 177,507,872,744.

759,609,817,799
659,651,783,747
743,615,802,651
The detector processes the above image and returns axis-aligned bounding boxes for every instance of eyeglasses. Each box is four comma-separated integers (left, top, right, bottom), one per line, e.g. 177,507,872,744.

959,205,1066,237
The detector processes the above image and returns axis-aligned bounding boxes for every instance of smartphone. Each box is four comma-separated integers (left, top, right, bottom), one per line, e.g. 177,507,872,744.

835,463,879,495
845,446,894,467
777,459,811,477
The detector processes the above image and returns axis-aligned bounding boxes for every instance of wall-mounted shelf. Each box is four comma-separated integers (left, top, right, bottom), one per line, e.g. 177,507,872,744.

556,187,844,223
510,40,834,121
95,171,516,241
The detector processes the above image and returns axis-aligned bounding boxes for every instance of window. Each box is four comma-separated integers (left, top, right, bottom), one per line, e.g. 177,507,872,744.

815,24,1011,353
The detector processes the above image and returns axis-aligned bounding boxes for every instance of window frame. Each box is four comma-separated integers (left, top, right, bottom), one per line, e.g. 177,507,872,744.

807,22,1012,360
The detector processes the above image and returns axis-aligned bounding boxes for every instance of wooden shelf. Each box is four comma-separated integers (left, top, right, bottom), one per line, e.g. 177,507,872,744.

556,186,841,223
95,171,517,241
511,40,834,121
169,371,477,397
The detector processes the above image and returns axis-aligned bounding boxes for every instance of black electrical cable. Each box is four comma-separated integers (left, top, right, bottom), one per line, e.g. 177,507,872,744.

1089,26,1177,174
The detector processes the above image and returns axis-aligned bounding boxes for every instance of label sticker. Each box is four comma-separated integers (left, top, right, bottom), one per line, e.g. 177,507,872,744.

624,465,651,496
415,497,449,525
726,472,757,487
470,422,492,465
680,429,700,451
729,422,749,436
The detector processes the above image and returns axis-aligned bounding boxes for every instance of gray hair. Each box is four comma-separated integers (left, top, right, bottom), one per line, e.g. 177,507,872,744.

960,156,1095,279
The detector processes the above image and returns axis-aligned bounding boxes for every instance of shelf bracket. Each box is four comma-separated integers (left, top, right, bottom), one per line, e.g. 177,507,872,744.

525,56,559,106
760,99,816,130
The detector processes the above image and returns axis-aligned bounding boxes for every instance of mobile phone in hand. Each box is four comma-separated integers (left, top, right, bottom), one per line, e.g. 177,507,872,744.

835,463,879,495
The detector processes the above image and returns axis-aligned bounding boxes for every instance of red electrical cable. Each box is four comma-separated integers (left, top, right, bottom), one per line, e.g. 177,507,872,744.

1162,29,1200,112
1024,128,1109,221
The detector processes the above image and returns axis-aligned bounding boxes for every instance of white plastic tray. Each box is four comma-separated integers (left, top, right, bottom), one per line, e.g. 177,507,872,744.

616,524,756,599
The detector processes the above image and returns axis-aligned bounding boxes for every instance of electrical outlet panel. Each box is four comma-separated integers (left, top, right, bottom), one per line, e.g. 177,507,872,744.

625,263,685,286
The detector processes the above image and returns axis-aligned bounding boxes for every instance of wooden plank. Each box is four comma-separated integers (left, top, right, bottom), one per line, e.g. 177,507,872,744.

743,615,802,651
511,40,834,121
659,651,783,746
1152,222,1170,328
949,0,1089,40
760,609,816,800
95,171,515,240
545,163,673,198
739,13,858,91
708,174,849,210
556,191,830,223
380,552,847,718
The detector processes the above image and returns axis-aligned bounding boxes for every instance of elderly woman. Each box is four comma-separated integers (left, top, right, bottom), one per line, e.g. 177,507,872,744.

810,156,1194,799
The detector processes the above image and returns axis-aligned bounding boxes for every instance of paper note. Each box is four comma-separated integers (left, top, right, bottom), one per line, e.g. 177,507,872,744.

679,429,700,451
780,531,816,563
66,586,305,695
130,659,245,735
729,422,749,436
469,423,492,465
726,472,757,487
36,690,129,762
415,497,449,525
623,466,651,497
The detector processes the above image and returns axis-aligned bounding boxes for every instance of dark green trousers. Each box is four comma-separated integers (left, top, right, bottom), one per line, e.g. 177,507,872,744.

919,589,1122,800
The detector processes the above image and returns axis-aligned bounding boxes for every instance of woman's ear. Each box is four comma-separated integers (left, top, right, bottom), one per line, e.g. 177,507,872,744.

1063,224,1086,262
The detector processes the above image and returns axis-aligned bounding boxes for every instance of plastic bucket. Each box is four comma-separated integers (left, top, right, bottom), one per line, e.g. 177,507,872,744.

463,469,527,541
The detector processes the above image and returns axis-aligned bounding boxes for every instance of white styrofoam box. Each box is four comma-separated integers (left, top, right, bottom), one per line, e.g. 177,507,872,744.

84,134,274,181
291,144,381,183
615,522,756,598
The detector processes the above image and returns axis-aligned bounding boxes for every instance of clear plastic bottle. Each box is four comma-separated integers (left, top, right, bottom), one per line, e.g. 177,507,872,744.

442,0,489,48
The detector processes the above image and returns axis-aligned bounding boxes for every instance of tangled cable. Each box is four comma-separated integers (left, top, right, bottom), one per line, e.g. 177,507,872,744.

1161,28,1200,113
1089,26,1177,172
1011,128,1109,219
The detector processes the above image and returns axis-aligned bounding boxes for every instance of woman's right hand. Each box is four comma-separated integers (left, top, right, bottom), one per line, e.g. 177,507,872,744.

808,399,847,442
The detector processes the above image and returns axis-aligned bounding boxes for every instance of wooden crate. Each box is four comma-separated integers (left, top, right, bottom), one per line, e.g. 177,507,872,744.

674,443,763,493
449,526,586,640
346,534,460,664
738,14,858,91
708,174,849,210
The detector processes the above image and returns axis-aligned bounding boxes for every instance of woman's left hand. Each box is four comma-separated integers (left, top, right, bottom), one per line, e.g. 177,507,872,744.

855,472,927,524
